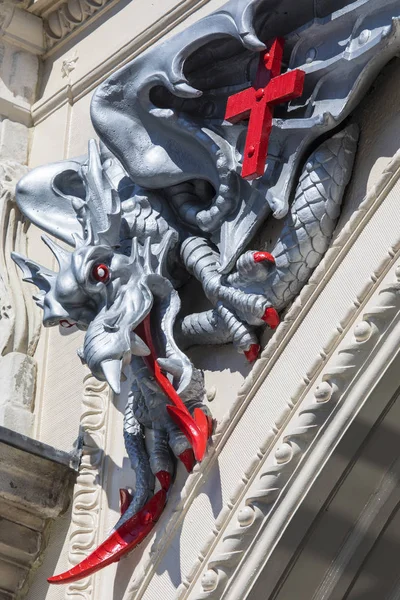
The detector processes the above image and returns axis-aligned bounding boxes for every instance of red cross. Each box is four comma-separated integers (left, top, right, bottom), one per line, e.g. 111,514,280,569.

225,38,305,181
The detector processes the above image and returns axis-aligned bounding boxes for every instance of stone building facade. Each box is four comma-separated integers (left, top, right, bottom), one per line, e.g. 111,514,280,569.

1,1,400,599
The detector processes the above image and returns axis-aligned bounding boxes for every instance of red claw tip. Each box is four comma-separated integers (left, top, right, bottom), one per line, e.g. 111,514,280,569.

119,489,133,516
156,471,172,491
166,405,207,461
47,490,167,585
207,415,214,439
179,449,196,473
262,307,280,329
253,251,275,264
244,344,261,363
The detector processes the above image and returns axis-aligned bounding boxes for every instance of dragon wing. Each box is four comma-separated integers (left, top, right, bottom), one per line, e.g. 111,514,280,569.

90,0,400,272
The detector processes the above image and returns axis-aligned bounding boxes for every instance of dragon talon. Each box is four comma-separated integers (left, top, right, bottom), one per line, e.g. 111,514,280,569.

262,307,280,330
156,470,172,491
207,415,214,439
119,489,133,516
166,405,207,461
178,449,196,473
244,343,260,363
253,252,275,265
194,407,210,442
47,490,167,584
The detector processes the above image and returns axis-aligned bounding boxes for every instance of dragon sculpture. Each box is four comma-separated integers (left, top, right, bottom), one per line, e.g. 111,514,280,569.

11,0,400,585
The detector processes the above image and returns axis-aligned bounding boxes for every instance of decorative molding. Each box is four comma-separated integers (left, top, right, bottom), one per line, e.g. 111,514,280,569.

65,374,109,600
124,151,400,598
0,160,39,357
61,51,79,78
187,259,400,598
42,0,116,51
33,0,213,59
31,0,218,123
0,160,42,435
0,5,44,55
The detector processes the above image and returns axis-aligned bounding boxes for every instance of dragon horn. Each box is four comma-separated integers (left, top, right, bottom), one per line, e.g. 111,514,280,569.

48,489,166,584
41,235,71,268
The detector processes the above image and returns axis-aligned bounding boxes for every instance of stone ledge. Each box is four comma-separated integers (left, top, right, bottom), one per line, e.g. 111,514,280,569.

0,426,80,470
0,427,77,599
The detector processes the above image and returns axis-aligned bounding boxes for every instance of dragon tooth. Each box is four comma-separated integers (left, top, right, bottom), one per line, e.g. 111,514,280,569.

100,359,122,394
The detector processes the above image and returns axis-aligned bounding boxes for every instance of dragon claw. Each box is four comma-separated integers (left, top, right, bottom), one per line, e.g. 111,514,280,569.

156,471,172,491
139,316,210,461
47,489,167,584
253,251,275,264
262,307,280,329
244,343,261,363
178,449,196,472
119,489,133,516
166,405,207,461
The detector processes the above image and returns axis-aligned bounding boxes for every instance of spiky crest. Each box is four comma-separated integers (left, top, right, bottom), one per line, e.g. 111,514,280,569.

11,252,56,309
77,140,122,248
41,235,71,268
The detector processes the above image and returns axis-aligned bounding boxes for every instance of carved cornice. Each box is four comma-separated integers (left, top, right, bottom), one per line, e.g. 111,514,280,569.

40,0,116,51
189,263,400,598
1,5,44,55
31,0,217,122
123,150,400,598
30,0,213,58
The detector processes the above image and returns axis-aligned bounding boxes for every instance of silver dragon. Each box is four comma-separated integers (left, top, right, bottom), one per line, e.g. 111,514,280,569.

11,0,400,584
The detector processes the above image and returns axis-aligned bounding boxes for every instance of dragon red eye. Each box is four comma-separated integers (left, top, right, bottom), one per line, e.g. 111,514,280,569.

92,263,110,283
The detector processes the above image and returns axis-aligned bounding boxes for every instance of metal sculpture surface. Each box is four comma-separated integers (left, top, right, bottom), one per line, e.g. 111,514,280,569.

11,0,400,584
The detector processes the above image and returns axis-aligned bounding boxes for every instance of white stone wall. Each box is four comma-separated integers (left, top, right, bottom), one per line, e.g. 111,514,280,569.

0,2,44,437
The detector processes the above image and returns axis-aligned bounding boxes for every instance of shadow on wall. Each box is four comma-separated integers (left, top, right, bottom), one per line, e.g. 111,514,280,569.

336,58,400,237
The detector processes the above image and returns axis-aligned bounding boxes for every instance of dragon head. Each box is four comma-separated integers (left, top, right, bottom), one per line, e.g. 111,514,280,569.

12,140,177,393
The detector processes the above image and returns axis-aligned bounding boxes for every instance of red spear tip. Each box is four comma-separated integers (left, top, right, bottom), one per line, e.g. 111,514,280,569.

262,307,280,329
193,407,211,441
47,490,167,585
